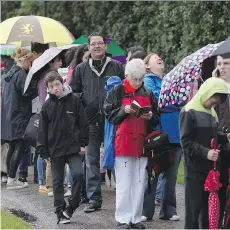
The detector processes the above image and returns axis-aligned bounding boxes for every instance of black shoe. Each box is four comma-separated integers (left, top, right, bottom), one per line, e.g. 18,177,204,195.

18,177,28,186
33,179,38,184
57,214,70,224
80,196,89,204
117,223,130,229
101,173,106,184
129,222,145,229
84,202,101,213
18,177,27,183
63,206,75,219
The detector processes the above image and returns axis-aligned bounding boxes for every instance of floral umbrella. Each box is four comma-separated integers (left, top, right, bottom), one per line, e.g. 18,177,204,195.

72,35,126,64
159,42,222,108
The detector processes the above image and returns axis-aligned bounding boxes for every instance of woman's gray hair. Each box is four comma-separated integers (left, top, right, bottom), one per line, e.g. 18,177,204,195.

125,58,146,79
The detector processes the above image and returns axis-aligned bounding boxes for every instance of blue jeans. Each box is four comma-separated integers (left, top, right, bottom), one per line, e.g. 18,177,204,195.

142,144,181,219
156,173,165,201
37,155,46,185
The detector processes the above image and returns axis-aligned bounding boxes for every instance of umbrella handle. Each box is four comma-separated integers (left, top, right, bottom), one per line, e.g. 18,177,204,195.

211,138,217,169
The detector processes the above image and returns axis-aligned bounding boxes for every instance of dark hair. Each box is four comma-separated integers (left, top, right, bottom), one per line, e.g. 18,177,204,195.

219,53,230,59
129,50,147,61
45,71,63,86
31,42,49,54
214,93,228,103
70,44,89,67
88,32,106,44
65,46,79,66
126,45,146,57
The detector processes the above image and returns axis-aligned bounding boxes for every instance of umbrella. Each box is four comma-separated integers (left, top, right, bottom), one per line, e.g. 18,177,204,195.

0,16,75,45
204,138,222,230
23,44,78,94
72,35,126,64
159,42,222,108
224,167,230,228
212,36,230,56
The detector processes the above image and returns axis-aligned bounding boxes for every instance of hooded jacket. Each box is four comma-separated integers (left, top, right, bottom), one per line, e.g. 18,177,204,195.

180,77,229,173
37,85,89,159
1,65,35,141
144,73,181,144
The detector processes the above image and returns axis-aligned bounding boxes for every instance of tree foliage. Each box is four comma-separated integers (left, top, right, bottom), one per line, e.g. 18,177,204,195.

1,1,230,71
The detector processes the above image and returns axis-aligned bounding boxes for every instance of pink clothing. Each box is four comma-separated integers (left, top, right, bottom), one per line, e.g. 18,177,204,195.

66,66,74,85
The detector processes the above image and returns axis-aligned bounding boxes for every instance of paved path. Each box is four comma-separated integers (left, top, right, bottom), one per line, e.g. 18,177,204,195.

1,166,185,229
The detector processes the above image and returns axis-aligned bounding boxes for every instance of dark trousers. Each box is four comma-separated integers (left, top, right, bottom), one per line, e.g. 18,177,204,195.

184,169,209,229
81,156,87,198
52,153,83,214
18,147,29,178
219,149,230,226
142,175,158,219
6,139,25,178
85,124,102,204
142,145,181,219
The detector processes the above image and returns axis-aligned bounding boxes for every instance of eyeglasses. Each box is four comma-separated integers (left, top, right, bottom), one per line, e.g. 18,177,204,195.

90,42,105,47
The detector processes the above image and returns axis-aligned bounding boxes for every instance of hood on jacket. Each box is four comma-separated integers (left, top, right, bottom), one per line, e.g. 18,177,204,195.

4,65,22,82
49,84,72,99
185,77,229,121
104,76,122,93
145,73,165,81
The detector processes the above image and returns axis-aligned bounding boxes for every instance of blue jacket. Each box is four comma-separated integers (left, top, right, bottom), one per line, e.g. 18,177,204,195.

103,76,122,169
144,73,180,144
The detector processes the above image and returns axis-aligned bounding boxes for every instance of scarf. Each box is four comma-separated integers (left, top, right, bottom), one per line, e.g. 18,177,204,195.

123,79,137,94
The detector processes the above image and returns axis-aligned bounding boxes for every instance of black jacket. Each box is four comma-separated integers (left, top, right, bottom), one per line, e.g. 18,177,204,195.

69,57,124,124
180,108,220,174
1,65,34,141
103,83,159,128
37,86,89,159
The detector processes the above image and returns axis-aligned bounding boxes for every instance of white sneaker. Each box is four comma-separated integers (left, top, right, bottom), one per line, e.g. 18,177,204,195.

169,215,180,221
7,178,28,190
141,216,148,222
1,176,7,183
48,191,54,197
64,189,71,197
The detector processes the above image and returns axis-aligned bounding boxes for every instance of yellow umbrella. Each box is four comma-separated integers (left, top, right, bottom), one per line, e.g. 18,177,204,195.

0,16,75,45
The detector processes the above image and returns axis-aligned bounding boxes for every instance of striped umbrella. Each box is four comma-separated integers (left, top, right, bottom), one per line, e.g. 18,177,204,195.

72,35,126,64
0,16,74,45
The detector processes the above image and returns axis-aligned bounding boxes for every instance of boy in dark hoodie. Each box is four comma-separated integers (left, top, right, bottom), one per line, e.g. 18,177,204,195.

37,71,89,224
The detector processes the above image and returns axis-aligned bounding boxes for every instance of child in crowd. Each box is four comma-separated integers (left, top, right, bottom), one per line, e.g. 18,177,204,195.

37,71,88,224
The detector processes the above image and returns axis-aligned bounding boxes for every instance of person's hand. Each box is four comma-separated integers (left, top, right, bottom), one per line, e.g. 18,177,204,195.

141,111,153,120
207,149,220,161
45,157,51,163
227,133,230,141
124,105,135,114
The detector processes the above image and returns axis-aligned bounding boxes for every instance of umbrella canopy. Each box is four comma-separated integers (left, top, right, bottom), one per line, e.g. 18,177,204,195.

72,35,126,64
204,139,222,230
159,43,222,108
0,44,31,56
0,16,75,45
23,44,78,94
212,36,230,56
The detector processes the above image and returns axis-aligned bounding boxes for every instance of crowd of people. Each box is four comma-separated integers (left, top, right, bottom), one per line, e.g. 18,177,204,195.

1,32,230,229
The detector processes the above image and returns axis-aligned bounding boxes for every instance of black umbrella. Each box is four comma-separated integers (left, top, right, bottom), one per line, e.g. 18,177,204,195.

212,36,230,56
